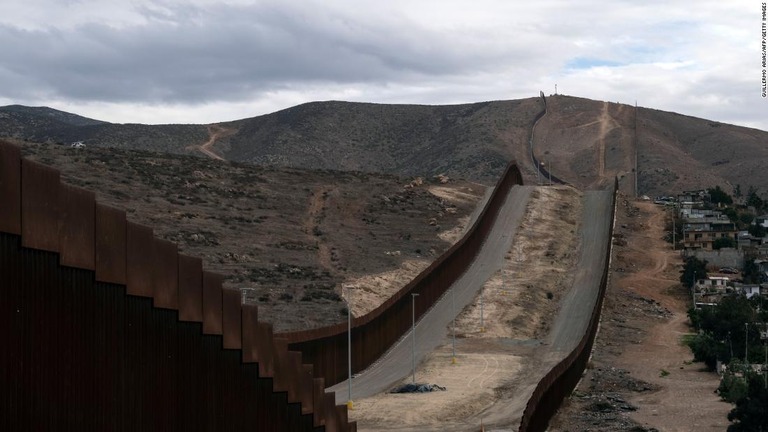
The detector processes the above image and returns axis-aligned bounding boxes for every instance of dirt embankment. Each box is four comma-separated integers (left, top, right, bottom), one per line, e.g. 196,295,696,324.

550,198,731,431
342,182,485,318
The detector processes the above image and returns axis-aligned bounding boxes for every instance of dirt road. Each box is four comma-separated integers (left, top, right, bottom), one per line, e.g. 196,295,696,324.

550,199,731,431
188,124,235,161
616,202,730,431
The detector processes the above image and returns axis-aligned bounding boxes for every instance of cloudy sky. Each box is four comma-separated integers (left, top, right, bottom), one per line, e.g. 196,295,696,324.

0,0,764,130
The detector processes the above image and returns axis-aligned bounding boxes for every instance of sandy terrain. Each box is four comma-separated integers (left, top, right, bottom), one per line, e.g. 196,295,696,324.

349,185,583,431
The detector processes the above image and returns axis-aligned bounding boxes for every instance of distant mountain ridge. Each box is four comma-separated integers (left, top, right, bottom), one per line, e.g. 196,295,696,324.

2,97,768,196
0,105,107,127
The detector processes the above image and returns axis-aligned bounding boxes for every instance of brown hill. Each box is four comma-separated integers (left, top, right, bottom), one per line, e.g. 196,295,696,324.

16,140,483,331
4,96,766,198
216,99,541,184
532,95,768,198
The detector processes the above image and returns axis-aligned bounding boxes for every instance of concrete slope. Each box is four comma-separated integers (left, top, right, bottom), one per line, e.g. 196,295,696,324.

549,189,614,354
332,185,533,403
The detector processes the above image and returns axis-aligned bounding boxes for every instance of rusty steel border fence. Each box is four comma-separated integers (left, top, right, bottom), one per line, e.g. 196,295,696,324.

278,153,526,387
0,140,355,431
517,177,619,432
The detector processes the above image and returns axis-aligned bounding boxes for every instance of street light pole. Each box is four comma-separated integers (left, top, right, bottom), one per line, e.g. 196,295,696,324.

452,288,456,364
745,323,749,365
692,271,696,309
411,293,420,384
480,290,485,332
346,286,354,410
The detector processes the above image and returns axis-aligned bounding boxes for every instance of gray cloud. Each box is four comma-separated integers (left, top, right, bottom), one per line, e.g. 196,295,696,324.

0,0,762,130
0,2,520,104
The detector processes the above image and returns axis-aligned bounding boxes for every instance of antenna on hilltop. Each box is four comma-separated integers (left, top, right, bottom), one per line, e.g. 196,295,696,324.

555,84,558,95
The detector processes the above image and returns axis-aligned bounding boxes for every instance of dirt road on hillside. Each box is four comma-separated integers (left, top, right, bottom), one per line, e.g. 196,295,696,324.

616,202,730,431
187,124,235,161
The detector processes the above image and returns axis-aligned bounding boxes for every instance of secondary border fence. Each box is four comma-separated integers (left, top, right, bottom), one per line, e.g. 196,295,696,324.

0,92,608,430
517,177,618,432
530,92,568,186
0,140,355,431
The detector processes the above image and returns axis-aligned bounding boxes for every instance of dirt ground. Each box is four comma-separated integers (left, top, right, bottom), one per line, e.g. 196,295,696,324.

549,198,732,431
349,186,583,431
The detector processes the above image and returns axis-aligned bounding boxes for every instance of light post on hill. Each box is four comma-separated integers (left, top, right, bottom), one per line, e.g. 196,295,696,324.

745,322,749,365
480,290,485,332
411,293,419,384
345,285,356,410
452,288,457,364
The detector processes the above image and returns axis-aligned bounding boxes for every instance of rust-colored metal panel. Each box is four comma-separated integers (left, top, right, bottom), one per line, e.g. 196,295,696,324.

336,404,349,432
21,159,61,252
178,254,203,322
126,222,154,297
286,351,303,403
272,338,289,392
202,271,223,335
0,141,21,235
222,287,241,349
313,378,326,427
94,203,126,285
256,322,275,377
153,238,179,310
300,364,314,415
324,393,339,432
241,304,259,363
58,185,95,270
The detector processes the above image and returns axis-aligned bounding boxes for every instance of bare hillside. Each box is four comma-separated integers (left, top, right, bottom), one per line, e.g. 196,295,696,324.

217,99,541,184
530,95,768,198
5,94,768,197
16,140,483,331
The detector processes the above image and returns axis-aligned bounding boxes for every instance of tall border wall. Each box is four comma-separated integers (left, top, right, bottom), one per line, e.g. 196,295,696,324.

0,140,355,431
279,161,524,386
518,177,618,432
277,97,545,389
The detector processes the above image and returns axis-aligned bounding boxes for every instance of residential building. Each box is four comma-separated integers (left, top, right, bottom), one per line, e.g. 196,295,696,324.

682,216,738,251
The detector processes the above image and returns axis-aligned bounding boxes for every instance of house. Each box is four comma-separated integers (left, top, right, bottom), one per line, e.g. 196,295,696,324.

682,216,738,251
71,141,86,149
696,276,730,294
737,284,761,299
756,215,768,229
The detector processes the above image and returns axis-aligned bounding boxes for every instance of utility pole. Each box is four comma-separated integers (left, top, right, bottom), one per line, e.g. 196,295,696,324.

346,285,354,410
729,331,733,359
745,322,749,365
480,290,485,332
411,293,419,384
537,162,541,185
671,208,676,250
692,271,696,309
452,288,456,364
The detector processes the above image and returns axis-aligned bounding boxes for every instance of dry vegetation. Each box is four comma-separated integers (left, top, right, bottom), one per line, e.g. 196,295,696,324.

16,140,483,331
